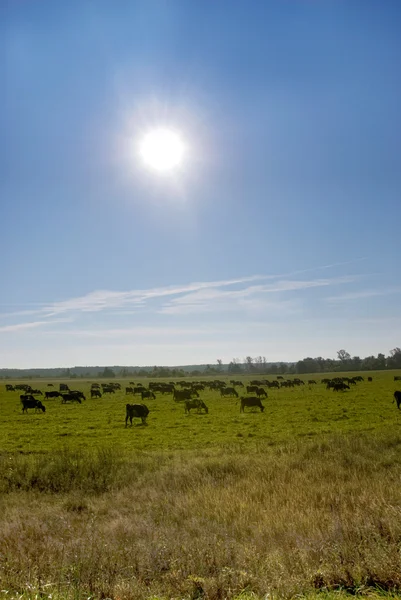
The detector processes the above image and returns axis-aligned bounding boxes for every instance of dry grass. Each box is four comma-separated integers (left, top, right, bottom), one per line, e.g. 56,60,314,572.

1,432,401,599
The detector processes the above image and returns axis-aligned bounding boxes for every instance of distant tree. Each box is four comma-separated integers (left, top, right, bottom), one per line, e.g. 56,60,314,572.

376,353,386,370
217,359,223,371
100,367,115,378
337,349,351,362
350,356,362,370
296,357,319,374
245,356,254,372
228,359,243,374
361,355,377,371
388,347,401,369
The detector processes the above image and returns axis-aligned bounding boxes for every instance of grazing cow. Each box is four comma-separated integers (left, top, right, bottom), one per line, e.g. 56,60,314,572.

308,380,317,385
184,399,209,414
256,387,267,398
240,396,264,413
91,389,102,399
47,383,54,387
125,403,149,426
70,390,86,401
332,382,350,391
220,387,238,398
6,384,15,392
368,377,373,382
16,384,32,392
141,390,156,401
59,383,69,391
20,395,46,413
246,385,258,394
125,387,134,395
102,385,115,394
45,390,62,399
61,393,82,404
133,386,145,395
394,376,401,382
30,389,43,396
393,391,401,409
173,388,199,402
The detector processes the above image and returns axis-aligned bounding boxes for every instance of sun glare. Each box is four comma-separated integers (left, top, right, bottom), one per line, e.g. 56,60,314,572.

139,128,185,172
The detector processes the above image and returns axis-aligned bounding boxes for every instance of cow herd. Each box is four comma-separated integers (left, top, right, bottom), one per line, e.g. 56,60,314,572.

4,376,401,426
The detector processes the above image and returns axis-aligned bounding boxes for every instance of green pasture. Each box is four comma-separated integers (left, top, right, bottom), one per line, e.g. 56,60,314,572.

1,371,400,454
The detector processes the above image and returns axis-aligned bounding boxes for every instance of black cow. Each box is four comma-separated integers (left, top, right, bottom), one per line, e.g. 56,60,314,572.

91,389,102,399
133,386,145,395
161,383,175,393
125,387,134,395
125,403,149,426
102,385,115,394
45,390,62,399
141,390,156,401
394,376,401,381
70,390,86,401
332,382,350,391
20,395,46,413
256,387,267,398
393,391,401,409
246,385,258,394
61,393,81,404
59,383,69,391
16,384,32,392
368,377,373,382
184,399,208,414
240,396,264,413
220,387,238,398
30,389,43,396
173,388,199,402
5,384,15,392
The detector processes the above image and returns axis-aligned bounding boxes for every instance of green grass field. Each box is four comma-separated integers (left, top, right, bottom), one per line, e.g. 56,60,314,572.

2,372,400,453
1,372,401,600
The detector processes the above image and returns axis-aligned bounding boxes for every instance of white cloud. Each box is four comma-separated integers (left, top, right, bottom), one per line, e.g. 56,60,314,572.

0,318,71,333
0,268,362,338
35,274,269,317
326,287,401,303
160,275,358,315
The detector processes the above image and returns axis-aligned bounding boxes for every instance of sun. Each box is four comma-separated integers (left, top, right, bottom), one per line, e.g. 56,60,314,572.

139,128,185,172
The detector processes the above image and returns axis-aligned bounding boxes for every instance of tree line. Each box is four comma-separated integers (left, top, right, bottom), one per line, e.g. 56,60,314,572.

1,348,400,379
226,347,401,375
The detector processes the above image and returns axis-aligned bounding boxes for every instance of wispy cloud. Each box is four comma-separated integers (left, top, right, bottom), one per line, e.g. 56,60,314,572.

34,274,270,317
160,275,358,315
0,264,363,333
326,287,401,303
0,318,72,333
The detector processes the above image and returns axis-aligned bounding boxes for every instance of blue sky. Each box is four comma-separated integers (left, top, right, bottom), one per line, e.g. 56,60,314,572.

1,0,400,368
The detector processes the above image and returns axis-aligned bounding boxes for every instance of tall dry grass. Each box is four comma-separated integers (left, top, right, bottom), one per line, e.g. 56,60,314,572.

1,433,401,599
